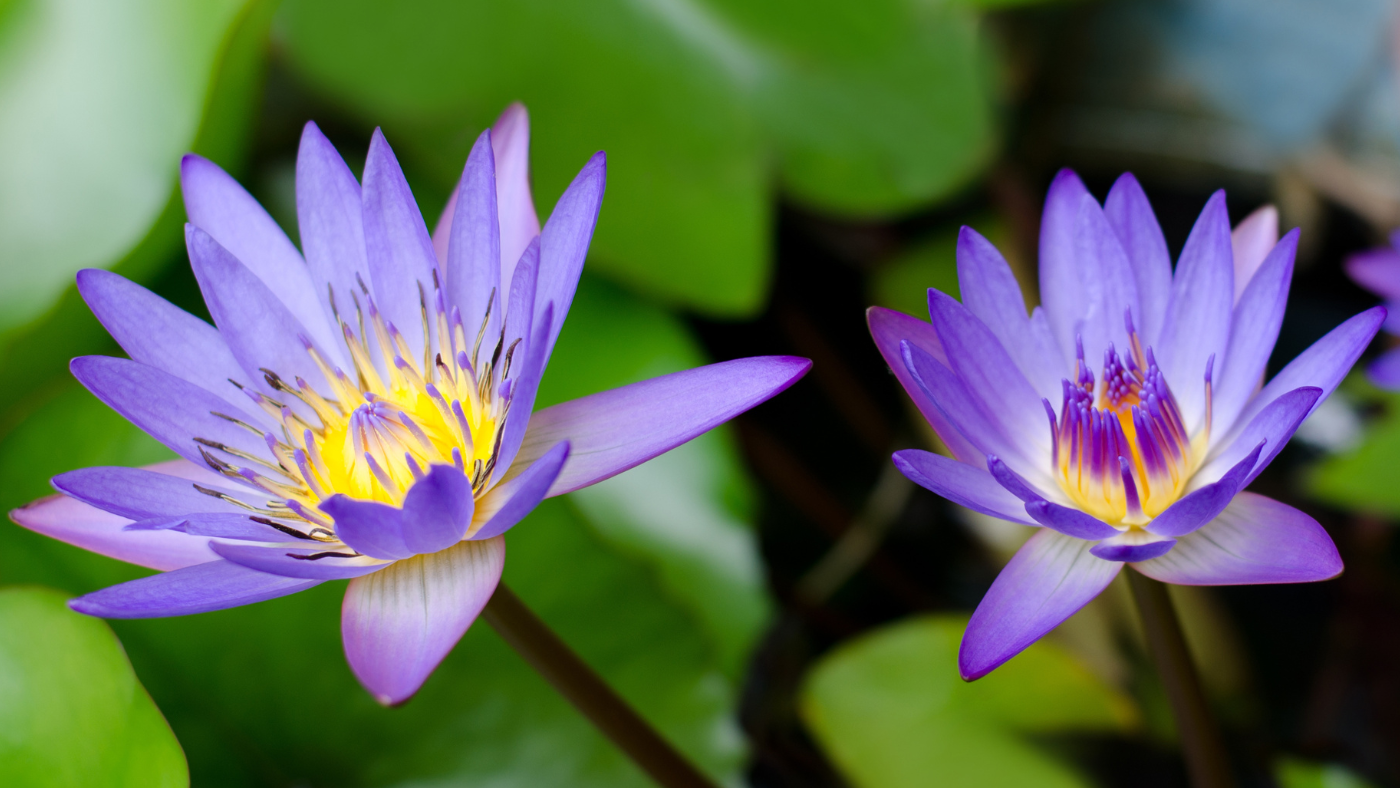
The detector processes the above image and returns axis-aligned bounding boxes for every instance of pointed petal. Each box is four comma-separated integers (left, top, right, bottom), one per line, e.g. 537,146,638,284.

1148,441,1262,537
1025,501,1121,540
446,129,502,352
1212,230,1297,436
1134,493,1341,584
516,355,810,496
1197,387,1320,490
69,560,320,618
401,465,474,555
891,449,1034,525
318,496,412,561
473,441,568,540
960,529,1122,679
211,542,390,579
1104,173,1172,343
866,307,981,463
296,120,368,364
956,227,1062,400
70,355,275,468
1368,347,1400,389
490,300,552,486
431,185,458,268
536,152,605,362
180,154,338,355
1038,169,1093,364
132,513,297,542
342,537,505,705
492,103,541,286
1346,247,1400,301
1157,191,1234,432
76,269,265,423
10,494,216,571
52,465,256,520
1071,191,1142,375
1231,205,1278,302
362,129,438,362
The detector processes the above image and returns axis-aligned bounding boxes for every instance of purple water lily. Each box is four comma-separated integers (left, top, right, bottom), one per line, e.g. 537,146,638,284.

1346,231,1400,388
870,171,1382,680
11,104,810,705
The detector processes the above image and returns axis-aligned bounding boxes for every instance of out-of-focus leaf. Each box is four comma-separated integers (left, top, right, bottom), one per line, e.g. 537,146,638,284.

0,0,274,427
871,230,962,319
1277,757,1377,788
541,274,768,675
800,615,1136,788
0,279,758,786
0,586,187,788
280,0,997,316
1308,390,1400,515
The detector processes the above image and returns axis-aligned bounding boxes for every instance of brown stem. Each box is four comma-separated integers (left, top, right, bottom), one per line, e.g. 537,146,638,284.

482,583,721,788
1127,569,1235,788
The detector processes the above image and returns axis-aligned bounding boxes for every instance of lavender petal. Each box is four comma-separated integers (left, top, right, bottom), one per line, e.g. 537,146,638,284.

69,559,321,618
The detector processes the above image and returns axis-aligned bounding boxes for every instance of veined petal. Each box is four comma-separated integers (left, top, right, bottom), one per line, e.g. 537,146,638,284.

1038,168,1093,366
536,152,605,363
473,441,568,540
866,307,981,463
76,269,266,424
10,493,217,572
131,513,298,542
1103,173,1172,343
211,542,390,580
960,529,1122,679
492,102,541,286
1196,387,1320,490
318,496,412,561
891,449,1034,525
362,129,438,362
1071,191,1142,376
1148,441,1262,537
52,466,256,520
69,560,321,618
956,227,1063,400
1231,205,1279,302
401,465,474,555
446,128,502,352
70,355,275,469
180,154,340,356
516,355,810,496
342,537,505,705
1157,191,1234,433
297,120,369,362
1211,230,1297,437
1134,492,1341,584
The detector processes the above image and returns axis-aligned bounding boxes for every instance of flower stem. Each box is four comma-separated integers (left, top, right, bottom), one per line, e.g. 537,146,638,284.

482,582,721,788
1126,569,1235,788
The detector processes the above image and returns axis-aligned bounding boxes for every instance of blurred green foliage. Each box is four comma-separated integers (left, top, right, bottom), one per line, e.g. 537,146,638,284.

1277,757,1379,788
800,615,1137,788
1309,387,1400,515
0,587,188,788
279,0,998,316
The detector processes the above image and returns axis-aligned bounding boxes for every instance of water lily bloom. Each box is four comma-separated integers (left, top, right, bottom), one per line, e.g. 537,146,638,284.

11,105,810,705
870,171,1382,680
1345,231,1400,388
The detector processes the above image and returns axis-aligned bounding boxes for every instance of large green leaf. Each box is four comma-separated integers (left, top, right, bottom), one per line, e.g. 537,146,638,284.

800,615,1137,788
279,0,997,316
0,586,187,788
1308,389,1400,515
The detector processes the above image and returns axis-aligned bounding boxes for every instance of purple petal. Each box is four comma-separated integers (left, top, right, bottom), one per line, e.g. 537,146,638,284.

70,355,275,468
1071,191,1143,376
210,542,389,580
1231,205,1279,302
342,537,505,705
473,441,568,540
1196,387,1320,489
362,129,438,363
1369,347,1400,389
52,465,256,520
866,307,981,463
186,224,331,404
536,152,605,363
318,496,412,561
517,355,811,496
446,128,502,354
490,300,552,486
1038,169,1093,363
431,186,457,268
401,465,475,555
927,289,1049,454
1104,173,1172,343
960,528,1122,679
11,493,216,572
1133,492,1342,584
955,227,1063,400
1090,537,1176,562
69,559,321,618
296,120,369,362
492,103,541,285
1148,441,1263,537
891,450,1034,525
76,269,266,423
1156,191,1234,432
1024,501,1121,541
1347,247,1400,302
1211,230,1297,436
129,513,292,542
180,155,339,355
1228,307,1385,431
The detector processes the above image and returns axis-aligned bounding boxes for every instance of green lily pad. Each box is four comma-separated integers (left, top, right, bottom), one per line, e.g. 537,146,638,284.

0,586,187,788
1308,388,1400,516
